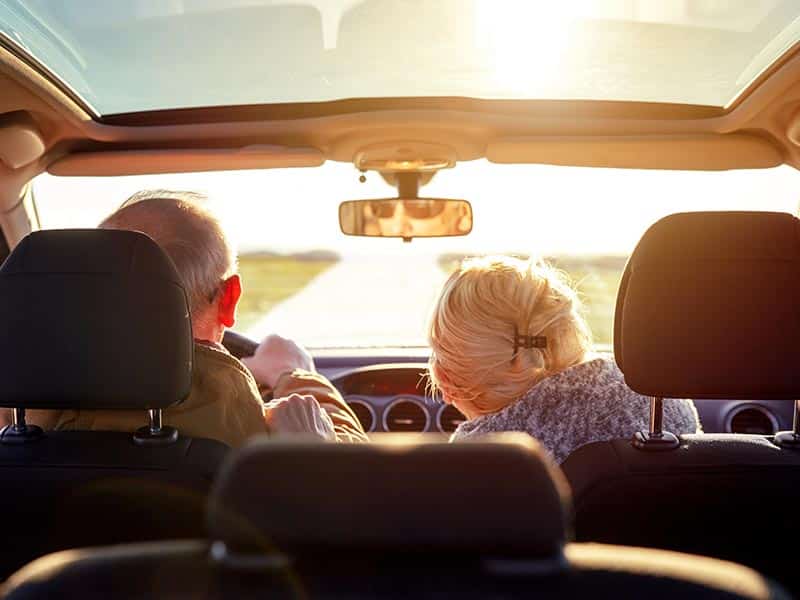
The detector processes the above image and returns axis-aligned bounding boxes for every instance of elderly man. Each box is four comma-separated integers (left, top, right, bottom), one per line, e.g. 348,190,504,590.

25,190,366,446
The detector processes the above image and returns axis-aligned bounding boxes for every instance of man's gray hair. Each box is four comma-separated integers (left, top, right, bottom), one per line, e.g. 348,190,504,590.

99,190,237,316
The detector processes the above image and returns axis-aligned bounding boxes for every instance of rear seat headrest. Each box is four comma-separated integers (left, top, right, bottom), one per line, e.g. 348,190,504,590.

615,211,800,399
208,434,571,559
0,229,192,410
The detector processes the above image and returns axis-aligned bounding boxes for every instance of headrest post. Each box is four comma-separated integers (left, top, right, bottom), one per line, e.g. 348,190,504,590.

148,409,162,434
0,407,43,445
649,396,664,437
133,409,178,446
11,407,23,430
631,397,679,451
774,400,800,449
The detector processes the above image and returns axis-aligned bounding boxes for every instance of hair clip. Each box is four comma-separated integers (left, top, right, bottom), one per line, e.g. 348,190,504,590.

513,324,547,357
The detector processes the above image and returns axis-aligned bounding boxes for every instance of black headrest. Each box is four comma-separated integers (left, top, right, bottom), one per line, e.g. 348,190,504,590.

208,435,571,559
0,229,192,410
615,211,800,399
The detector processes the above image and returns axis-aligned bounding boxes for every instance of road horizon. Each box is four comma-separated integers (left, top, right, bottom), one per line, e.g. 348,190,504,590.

245,254,447,348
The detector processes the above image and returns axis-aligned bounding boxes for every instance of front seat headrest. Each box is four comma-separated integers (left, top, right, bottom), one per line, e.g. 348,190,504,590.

208,434,571,559
615,211,800,399
0,229,192,410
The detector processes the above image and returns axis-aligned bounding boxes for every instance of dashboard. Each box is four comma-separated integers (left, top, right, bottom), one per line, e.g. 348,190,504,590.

313,349,463,433
325,362,464,433
224,332,795,436
316,352,795,435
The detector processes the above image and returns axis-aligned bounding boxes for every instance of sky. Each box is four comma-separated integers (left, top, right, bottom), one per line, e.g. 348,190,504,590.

33,160,800,259
10,0,796,112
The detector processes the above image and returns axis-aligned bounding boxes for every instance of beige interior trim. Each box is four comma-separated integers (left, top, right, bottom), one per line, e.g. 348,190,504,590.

0,120,45,169
77,109,721,147
3,33,800,173
48,146,325,176
0,163,42,249
783,106,800,146
724,41,800,116
0,47,92,126
486,134,784,171
2,182,39,247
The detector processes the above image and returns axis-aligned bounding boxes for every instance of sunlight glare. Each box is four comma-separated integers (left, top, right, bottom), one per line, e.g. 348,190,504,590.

474,0,577,96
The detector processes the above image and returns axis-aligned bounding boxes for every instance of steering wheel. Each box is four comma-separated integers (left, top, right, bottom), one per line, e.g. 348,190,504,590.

222,330,258,359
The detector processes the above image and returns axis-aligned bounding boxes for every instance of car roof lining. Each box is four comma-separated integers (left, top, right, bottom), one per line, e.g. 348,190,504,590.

99,98,727,127
0,40,800,179
486,134,783,171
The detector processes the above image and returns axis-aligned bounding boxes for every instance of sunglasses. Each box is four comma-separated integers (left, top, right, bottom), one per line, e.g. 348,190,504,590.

369,200,446,219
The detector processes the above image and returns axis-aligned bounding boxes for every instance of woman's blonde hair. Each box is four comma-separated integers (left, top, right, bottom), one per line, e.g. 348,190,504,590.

428,255,592,417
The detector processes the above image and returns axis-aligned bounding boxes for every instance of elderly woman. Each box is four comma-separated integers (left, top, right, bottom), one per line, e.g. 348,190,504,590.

428,255,700,462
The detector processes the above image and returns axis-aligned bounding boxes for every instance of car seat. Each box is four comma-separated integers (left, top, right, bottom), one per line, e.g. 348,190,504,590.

562,211,800,593
0,435,788,599
0,229,229,577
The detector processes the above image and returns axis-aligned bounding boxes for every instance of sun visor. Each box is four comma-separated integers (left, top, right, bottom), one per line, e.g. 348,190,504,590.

48,145,325,176
486,134,782,170
0,120,45,169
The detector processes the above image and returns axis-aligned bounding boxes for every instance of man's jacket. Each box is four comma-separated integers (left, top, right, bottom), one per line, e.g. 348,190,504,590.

26,343,367,447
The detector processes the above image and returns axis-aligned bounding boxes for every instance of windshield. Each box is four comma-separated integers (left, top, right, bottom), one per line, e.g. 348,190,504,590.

33,162,800,349
2,1,800,114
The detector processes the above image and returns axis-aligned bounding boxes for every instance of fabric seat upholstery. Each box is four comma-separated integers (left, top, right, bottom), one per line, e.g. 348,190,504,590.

562,211,800,593
0,436,788,599
0,230,229,577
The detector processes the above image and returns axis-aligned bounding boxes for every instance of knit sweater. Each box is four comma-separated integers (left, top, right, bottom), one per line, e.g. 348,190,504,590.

451,355,701,463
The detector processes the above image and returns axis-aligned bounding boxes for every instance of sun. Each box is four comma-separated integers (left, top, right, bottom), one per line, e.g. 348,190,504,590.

473,0,578,97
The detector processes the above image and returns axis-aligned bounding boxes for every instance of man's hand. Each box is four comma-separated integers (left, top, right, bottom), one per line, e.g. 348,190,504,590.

264,394,335,441
242,334,315,389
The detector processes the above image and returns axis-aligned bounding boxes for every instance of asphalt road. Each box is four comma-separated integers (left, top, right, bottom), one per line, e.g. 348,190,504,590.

245,255,447,348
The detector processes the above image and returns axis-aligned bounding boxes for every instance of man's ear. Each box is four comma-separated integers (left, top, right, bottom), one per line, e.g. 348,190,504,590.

217,274,242,328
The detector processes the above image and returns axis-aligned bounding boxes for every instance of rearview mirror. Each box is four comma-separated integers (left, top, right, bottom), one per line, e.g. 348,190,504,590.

339,198,473,241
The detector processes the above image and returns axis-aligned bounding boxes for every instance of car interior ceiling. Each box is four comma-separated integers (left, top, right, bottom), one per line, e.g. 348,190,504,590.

4,17,800,600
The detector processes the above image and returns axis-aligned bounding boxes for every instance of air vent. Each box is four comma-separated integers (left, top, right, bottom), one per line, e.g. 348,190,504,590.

437,404,467,433
346,399,375,433
729,406,777,435
383,398,429,432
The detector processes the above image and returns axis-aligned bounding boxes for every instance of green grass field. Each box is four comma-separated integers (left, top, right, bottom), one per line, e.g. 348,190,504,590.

557,259,624,346
235,255,336,332
235,252,623,344
439,254,625,346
